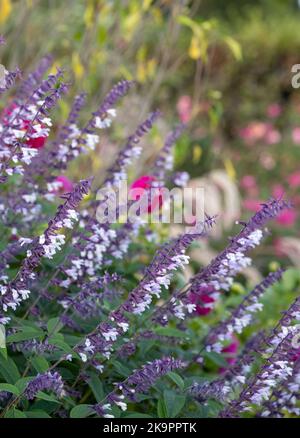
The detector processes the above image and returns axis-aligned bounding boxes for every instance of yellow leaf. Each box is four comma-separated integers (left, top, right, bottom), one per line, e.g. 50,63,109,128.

142,0,153,11
224,158,236,181
137,63,146,83
72,53,84,80
193,145,202,163
84,3,94,28
224,36,242,61
0,0,12,24
188,36,201,60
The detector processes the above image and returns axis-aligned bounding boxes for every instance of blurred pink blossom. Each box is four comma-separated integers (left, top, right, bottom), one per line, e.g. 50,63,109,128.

239,121,280,145
292,127,300,145
272,184,285,198
219,336,240,373
266,103,282,118
240,175,257,190
55,175,74,193
243,199,262,212
288,171,300,188
276,210,297,227
176,95,192,123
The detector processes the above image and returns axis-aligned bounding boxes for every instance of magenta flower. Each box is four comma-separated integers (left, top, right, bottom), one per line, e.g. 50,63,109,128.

55,175,74,193
276,209,297,227
266,103,282,118
130,175,163,213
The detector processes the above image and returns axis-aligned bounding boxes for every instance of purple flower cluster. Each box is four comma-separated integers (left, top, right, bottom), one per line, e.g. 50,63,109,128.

93,357,185,417
24,371,65,400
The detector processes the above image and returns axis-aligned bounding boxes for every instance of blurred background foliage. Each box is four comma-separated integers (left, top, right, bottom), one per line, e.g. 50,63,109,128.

1,0,300,271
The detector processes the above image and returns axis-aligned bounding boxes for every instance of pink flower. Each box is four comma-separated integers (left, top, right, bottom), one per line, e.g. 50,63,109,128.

292,127,300,145
276,210,297,227
264,127,281,145
240,175,257,190
288,171,300,188
130,175,162,213
266,103,282,118
55,176,74,193
176,95,192,123
272,184,285,198
239,121,269,144
242,199,262,212
189,292,215,316
219,337,239,373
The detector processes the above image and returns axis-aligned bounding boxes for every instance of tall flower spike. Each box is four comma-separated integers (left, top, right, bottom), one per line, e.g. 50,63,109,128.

93,357,185,417
220,296,300,417
204,269,284,353
0,179,91,324
76,217,215,364
16,54,53,100
24,371,65,400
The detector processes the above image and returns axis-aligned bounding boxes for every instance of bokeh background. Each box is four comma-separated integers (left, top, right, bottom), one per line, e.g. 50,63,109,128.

1,0,300,276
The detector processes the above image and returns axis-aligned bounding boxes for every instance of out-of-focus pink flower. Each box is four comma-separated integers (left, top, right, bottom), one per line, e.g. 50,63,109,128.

219,336,239,373
239,121,269,144
292,127,300,145
272,184,285,198
276,210,297,227
176,95,192,123
264,127,281,145
239,122,280,145
267,103,282,118
130,175,162,213
240,175,257,190
288,171,300,188
55,176,74,193
243,199,262,212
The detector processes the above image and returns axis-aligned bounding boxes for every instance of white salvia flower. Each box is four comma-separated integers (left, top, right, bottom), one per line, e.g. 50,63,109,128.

79,353,87,362
86,133,99,149
22,193,37,203
19,237,33,246
103,328,119,342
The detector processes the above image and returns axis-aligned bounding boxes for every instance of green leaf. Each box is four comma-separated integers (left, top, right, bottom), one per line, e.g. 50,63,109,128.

7,327,44,343
0,355,21,383
15,377,34,393
87,372,104,402
203,351,228,368
167,372,185,390
110,360,131,377
70,404,93,418
48,335,73,354
47,317,63,335
31,356,49,373
154,327,187,339
24,410,51,418
163,390,186,418
123,413,153,418
35,391,60,403
0,383,20,396
5,408,27,418
157,398,167,418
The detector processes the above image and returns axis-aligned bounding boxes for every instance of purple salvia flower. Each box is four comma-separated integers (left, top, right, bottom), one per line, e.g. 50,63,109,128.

155,198,291,322
204,269,284,353
219,296,300,417
0,179,91,323
93,357,185,417
24,371,65,400
0,66,21,94
76,217,215,363
16,54,53,101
